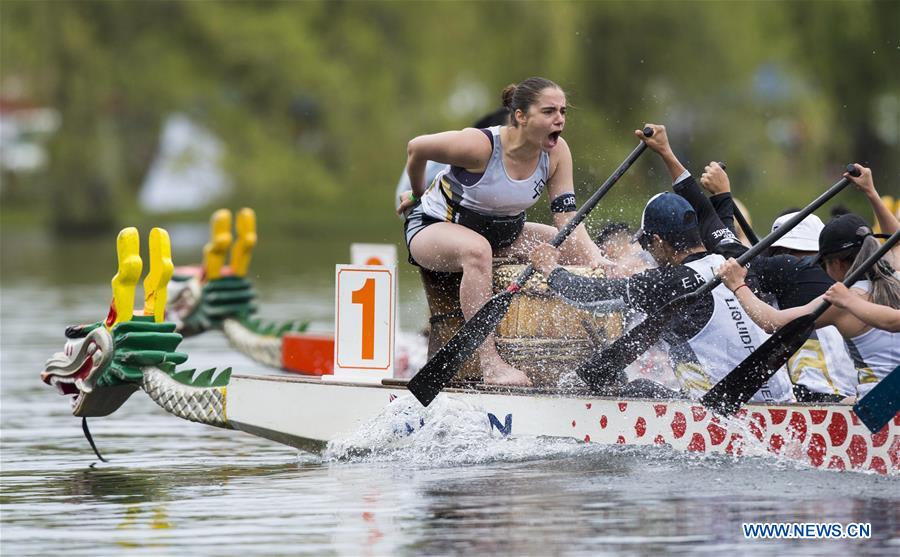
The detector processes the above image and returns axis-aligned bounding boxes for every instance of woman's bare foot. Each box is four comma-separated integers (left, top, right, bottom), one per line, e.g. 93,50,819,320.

482,358,532,386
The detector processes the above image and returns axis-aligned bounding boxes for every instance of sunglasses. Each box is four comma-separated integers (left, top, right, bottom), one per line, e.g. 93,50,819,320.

637,232,654,251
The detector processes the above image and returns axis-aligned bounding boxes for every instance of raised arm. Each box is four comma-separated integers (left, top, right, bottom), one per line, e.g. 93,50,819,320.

846,164,900,262
639,128,739,253
824,282,900,332
700,161,739,236
637,124,686,181
675,174,742,254
847,164,899,235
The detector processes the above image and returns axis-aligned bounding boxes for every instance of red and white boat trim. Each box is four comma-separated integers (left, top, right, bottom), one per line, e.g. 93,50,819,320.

220,375,899,475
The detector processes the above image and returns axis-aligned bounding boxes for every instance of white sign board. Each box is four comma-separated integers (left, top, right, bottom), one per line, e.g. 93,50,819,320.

330,265,395,382
350,243,397,268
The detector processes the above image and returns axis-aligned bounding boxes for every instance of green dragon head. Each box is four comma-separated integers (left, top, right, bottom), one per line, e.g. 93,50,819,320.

41,317,188,417
170,274,259,336
40,226,233,418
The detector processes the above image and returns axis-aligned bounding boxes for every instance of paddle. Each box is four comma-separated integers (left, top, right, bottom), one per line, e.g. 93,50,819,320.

701,227,900,416
717,161,759,245
853,364,900,433
576,165,860,392
407,127,654,407
733,205,759,245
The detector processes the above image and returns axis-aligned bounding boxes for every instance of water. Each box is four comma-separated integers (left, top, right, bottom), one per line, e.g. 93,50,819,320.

2,229,899,556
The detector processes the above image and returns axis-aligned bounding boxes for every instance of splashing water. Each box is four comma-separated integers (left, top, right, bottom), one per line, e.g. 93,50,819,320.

323,394,590,466
393,329,428,379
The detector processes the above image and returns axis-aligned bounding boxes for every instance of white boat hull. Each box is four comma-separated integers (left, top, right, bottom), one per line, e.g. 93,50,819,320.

222,374,899,474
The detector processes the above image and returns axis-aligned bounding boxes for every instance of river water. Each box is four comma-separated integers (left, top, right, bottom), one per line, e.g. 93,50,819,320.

1,227,898,556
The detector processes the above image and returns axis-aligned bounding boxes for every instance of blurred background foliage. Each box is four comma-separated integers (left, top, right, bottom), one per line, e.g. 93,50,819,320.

1,0,898,242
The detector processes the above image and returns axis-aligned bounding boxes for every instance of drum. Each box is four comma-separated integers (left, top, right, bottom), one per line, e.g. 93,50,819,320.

421,260,624,385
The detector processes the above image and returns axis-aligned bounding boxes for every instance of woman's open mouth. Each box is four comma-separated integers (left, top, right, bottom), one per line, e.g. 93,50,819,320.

547,131,562,147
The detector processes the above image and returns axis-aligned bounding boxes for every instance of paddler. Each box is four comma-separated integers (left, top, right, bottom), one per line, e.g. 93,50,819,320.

398,77,608,387
697,165,857,402
718,188,900,400
530,124,796,402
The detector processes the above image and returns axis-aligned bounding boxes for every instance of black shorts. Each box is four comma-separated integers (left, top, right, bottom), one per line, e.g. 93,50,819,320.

403,204,442,266
403,204,525,267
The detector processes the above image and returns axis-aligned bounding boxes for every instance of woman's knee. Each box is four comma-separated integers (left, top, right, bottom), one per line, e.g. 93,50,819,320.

459,238,493,274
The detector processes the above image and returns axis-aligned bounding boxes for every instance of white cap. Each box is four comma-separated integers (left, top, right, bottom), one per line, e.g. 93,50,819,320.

770,212,825,252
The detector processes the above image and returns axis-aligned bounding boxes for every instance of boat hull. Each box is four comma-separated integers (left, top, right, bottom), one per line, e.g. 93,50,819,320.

223,374,899,474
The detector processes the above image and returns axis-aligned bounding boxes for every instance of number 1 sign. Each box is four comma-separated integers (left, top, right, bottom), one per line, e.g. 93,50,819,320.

331,265,395,382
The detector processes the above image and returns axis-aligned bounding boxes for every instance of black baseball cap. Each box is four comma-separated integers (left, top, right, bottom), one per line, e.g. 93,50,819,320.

818,214,886,259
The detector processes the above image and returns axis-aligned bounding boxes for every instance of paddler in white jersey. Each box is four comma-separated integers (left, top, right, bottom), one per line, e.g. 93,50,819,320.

530,124,795,402
397,77,607,387
719,177,900,400
697,166,857,402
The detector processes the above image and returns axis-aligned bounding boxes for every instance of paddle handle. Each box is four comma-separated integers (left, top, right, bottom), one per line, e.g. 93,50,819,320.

810,228,900,319
509,127,654,290
688,164,860,300
733,208,758,245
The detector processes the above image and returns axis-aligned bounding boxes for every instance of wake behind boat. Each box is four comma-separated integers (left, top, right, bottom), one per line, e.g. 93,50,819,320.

41,225,899,475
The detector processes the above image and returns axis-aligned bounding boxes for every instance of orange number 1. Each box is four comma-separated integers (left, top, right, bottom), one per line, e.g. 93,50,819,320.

351,278,375,359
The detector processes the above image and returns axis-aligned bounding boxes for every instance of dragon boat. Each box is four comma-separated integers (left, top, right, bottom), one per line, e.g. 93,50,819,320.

41,225,900,475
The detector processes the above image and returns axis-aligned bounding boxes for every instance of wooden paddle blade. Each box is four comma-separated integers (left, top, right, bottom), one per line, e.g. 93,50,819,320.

853,364,900,434
407,290,515,407
701,314,816,416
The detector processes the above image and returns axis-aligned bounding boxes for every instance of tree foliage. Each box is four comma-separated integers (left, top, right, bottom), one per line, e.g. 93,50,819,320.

1,0,896,236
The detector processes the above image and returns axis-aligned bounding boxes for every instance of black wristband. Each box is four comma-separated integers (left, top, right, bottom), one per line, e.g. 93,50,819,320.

551,192,577,213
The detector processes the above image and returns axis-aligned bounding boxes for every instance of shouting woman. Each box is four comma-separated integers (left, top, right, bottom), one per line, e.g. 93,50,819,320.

398,77,604,386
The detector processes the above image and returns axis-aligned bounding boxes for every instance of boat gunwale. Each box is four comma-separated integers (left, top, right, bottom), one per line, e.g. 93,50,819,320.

229,372,856,408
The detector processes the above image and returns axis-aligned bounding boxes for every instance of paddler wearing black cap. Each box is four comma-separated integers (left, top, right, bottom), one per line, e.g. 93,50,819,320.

530,124,795,403
696,165,856,403
718,171,900,400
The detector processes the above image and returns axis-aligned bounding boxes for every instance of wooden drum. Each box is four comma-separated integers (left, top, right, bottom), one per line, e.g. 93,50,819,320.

421,259,624,385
